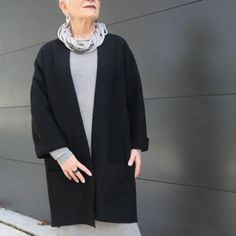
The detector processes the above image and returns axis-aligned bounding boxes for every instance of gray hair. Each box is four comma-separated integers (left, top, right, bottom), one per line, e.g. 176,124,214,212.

59,0,69,3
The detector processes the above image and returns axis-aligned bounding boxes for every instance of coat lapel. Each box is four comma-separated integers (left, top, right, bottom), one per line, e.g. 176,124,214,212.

56,38,108,163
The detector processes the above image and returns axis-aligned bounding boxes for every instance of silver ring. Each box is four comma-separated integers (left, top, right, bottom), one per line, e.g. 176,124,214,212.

72,168,81,174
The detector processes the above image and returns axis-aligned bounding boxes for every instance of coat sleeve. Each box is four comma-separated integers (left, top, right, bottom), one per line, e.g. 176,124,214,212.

30,47,68,159
123,40,149,152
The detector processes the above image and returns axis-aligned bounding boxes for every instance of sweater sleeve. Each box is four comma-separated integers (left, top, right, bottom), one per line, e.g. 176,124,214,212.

49,147,73,165
30,47,68,159
123,40,149,152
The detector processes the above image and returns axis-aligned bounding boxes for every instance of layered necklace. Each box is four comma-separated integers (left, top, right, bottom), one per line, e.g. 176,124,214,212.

57,21,108,54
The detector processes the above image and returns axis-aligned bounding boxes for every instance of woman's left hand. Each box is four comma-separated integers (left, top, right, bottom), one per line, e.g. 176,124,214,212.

128,149,142,178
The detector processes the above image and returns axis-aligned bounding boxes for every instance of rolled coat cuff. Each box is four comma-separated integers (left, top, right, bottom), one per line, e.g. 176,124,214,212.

131,136,149,152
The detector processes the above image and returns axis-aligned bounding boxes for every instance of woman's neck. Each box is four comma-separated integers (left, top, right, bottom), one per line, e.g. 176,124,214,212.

70,19,96,40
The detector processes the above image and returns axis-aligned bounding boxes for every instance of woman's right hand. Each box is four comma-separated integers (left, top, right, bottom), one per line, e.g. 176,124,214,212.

59,154,93,183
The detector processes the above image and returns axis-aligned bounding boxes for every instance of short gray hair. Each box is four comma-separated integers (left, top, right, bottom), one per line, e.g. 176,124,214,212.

59,0,69,3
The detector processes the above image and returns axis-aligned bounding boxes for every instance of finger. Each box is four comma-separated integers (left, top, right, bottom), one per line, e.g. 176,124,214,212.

68,170,80,183
75,171,86,184
63,170,72,180
77,163,93,177
128,151,136,166
133,157,141,177
134,161,141,178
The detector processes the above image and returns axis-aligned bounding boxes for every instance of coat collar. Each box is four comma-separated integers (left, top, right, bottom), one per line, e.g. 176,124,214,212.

55,36,110,161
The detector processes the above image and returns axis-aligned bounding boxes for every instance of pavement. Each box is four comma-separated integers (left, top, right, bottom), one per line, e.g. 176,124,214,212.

0,207,58,236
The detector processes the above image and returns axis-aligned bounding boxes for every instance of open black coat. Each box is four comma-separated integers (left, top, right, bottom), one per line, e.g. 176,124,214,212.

30,33,149,228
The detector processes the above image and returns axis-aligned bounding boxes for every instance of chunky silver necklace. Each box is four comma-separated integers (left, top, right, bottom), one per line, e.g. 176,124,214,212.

57,21,108,54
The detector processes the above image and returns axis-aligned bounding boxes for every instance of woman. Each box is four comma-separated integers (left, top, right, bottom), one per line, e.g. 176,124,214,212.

30,0,149,235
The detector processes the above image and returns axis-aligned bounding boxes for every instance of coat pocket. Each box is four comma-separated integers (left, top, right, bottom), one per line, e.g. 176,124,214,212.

47,170,86,206
100,161,136,204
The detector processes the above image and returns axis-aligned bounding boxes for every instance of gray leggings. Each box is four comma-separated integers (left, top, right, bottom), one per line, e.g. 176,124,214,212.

59,220,142,236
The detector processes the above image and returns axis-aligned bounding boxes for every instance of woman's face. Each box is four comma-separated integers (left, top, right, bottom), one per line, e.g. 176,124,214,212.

59,0,100,22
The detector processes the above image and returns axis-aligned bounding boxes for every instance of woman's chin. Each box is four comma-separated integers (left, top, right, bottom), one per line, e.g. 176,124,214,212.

77,14,98,21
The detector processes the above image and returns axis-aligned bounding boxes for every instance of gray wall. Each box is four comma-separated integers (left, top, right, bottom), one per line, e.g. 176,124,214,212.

0,0,236,235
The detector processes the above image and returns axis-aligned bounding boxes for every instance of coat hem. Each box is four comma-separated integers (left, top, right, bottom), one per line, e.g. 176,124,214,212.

50,204,96,228
95,201,138,223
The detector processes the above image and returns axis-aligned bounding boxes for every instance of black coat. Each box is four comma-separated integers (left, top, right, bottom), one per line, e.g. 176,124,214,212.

30,33,149,227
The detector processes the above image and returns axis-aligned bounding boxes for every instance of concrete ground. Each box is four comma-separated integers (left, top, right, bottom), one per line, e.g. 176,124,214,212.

0,222,30,236
0,207,58,236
